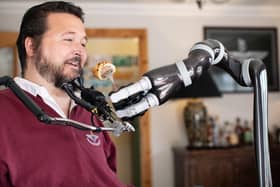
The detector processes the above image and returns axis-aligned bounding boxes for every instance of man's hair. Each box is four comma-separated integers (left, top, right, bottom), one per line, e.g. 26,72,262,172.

16,1,85,76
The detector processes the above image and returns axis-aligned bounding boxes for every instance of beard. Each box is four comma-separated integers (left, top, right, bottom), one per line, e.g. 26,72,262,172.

34,48,83,88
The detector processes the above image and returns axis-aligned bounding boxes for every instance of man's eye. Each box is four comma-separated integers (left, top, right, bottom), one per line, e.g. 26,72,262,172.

81,42,87,47
64,38,73,42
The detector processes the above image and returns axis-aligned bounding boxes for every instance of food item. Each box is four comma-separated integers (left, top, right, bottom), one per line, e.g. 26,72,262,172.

92,60,116,80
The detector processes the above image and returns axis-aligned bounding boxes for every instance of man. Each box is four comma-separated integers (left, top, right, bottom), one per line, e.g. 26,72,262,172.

0,1,133,187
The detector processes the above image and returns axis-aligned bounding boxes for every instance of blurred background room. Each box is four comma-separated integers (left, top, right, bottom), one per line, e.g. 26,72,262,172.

1,0,280,187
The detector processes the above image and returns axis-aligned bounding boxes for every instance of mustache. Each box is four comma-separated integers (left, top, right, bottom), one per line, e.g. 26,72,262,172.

66,55,82,65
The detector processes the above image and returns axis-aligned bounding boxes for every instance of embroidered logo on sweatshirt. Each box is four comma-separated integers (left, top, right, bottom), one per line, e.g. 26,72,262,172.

86,133,101,146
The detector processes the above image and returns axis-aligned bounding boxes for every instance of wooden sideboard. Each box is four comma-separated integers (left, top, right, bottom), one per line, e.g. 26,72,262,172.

173,145,280,187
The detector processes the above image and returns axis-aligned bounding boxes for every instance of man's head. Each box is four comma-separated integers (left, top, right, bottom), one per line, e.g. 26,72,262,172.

17,1,87,87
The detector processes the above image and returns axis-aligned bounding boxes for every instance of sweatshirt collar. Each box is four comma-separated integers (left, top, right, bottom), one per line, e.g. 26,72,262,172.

14,77,76,118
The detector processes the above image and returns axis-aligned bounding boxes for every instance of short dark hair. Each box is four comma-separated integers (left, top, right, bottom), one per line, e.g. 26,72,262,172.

16,1,85,76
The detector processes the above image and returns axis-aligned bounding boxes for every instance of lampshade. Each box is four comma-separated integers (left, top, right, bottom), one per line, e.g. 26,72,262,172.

172,71,222,99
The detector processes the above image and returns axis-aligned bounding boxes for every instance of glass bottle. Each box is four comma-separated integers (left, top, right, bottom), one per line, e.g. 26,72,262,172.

243,120,253,145
234,117,243,145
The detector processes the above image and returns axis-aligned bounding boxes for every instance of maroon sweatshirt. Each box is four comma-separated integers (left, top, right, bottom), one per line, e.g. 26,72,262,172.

0,88,133,187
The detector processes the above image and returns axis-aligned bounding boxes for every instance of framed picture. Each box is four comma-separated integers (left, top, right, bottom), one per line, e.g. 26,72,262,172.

204,27,279,93
0,32,19,89
84,35,140,95
0,47,14,76
85,28,150,187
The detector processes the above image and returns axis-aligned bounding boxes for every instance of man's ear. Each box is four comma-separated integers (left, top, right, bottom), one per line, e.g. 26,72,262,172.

25,37,35,57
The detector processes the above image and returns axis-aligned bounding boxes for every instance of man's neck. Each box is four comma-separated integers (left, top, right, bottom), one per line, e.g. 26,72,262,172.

24,71,72,117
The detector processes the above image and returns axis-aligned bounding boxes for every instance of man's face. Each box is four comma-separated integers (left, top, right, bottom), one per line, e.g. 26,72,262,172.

34,13,87,87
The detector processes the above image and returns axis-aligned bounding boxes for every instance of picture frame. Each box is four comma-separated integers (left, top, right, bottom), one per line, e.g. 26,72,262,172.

85,28,150,187
204,27,279,93
84,35,141,95
0,32,19,77
0,32,19,89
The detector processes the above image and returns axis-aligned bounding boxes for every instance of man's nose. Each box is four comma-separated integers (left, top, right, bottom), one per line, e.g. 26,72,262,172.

73,43,86,57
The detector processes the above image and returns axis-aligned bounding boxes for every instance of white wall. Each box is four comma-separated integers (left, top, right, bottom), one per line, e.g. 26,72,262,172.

1,2,280,187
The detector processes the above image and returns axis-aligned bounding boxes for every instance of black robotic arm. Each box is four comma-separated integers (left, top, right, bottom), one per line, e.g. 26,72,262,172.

110,39,272,187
